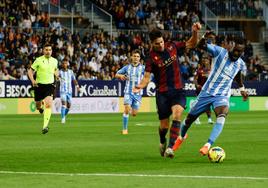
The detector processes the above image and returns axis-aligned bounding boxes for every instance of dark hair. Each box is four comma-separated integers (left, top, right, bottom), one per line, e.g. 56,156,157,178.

132,49,141,55
149,28,163,42
43,43,52,48
233,36,245,45
62,58,69,62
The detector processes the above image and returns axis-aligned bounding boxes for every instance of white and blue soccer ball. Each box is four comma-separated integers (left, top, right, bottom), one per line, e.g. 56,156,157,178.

208,146,226,163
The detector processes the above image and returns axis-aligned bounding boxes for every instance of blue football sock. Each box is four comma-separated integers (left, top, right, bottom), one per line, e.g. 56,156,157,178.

61,106,66,119
208,116,225,145
180,119,190,138
65,108,69,116
123,113,129,130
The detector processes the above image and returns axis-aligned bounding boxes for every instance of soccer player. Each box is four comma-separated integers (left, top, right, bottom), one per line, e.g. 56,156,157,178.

28,43,59,134
193,55,214,124
59,58,80,124
174,35,249,156
133,22,201,158
115,49,145,135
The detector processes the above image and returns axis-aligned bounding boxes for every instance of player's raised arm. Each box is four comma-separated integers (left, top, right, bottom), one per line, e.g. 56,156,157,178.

133,71,151,93
185,22,201,49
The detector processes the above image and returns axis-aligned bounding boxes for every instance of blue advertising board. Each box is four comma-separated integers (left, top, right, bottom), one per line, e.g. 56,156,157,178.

0,80,267,98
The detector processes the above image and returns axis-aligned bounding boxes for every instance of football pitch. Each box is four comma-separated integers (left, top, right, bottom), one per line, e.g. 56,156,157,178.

0,111,267,188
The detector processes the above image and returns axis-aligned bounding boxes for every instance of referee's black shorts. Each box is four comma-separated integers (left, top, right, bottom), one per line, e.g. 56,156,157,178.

34,83,55,102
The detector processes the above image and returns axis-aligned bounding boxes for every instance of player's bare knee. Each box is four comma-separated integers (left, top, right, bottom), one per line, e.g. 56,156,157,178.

36,102,42,109
216,114,226,125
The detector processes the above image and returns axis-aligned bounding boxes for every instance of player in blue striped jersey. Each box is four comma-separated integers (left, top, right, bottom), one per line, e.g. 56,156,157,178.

59,59,80,124
115,49,145,135
173,35,249,155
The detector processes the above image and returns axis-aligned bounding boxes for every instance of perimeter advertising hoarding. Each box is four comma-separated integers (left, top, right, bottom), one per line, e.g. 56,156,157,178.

0,80,268,98
52,97,119,114
0,97,266,114
0,98,18,114
249,97,268,110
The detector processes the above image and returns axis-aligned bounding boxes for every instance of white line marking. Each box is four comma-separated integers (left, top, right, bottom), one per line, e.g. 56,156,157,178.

0,171,267,180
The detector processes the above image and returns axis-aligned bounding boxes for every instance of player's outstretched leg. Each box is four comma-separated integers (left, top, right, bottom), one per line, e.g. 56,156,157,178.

174,114,197,151
200,114,226,155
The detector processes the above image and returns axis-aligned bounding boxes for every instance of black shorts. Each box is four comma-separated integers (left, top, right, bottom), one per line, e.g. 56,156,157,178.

34,83,55,102
156,89,186,120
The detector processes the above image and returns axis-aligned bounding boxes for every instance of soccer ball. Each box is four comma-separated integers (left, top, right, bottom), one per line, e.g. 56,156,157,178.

208,146,226,163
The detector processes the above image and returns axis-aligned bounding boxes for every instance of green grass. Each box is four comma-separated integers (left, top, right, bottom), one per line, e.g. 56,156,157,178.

0,111,267,187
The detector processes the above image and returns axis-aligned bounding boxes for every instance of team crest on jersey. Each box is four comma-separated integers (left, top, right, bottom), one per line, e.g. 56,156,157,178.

167,45,173,51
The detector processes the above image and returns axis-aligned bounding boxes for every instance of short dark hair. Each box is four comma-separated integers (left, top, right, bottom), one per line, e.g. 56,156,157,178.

149,28,163,42
43,43,52,48
233,36,245,45
62,58,69,62
132,49,141,55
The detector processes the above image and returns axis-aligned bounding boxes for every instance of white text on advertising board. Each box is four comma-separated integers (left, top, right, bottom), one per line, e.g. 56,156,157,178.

79,85,118,97
6,85,31,97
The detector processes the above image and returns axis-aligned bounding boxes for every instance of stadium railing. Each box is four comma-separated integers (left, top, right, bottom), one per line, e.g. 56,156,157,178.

201,1,219,34
36,0,113,35
204,0,264,19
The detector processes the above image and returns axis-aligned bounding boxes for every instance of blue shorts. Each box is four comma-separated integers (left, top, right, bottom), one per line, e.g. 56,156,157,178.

156,89,186,120
124,93,142,110
60,92,72,104
189,92,229,116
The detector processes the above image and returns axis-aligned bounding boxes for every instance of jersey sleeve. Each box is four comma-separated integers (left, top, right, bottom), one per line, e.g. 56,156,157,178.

31,59,39,71
116,65,128,75
54,59,59,71
207,44,223,58
145,58,153,73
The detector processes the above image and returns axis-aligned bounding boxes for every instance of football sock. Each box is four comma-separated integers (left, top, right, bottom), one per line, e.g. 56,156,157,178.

204,142,211,149
38,102,44,114
61,105,66,119
180,119,190,138
208,115,225,145
43,107,52,129
168,120,180,148
159,127,168,144
65,108,69,116
123,113,129,130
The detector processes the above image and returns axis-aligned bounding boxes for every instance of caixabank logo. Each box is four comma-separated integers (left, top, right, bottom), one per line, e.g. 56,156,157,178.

0,81,5,97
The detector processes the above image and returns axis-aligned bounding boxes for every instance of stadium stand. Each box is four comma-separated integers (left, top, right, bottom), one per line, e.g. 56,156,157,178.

0,0,267,81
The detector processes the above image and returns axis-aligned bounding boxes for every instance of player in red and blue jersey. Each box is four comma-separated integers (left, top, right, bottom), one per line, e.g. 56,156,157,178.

193,55,214,124
133,22,202,158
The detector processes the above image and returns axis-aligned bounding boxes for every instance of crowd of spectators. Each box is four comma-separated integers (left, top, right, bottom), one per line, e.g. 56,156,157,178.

0,0,267,82
92,0,201,31
205,0,264,18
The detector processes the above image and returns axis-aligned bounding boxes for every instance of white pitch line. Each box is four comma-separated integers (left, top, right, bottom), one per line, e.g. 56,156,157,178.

0,171,267,181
